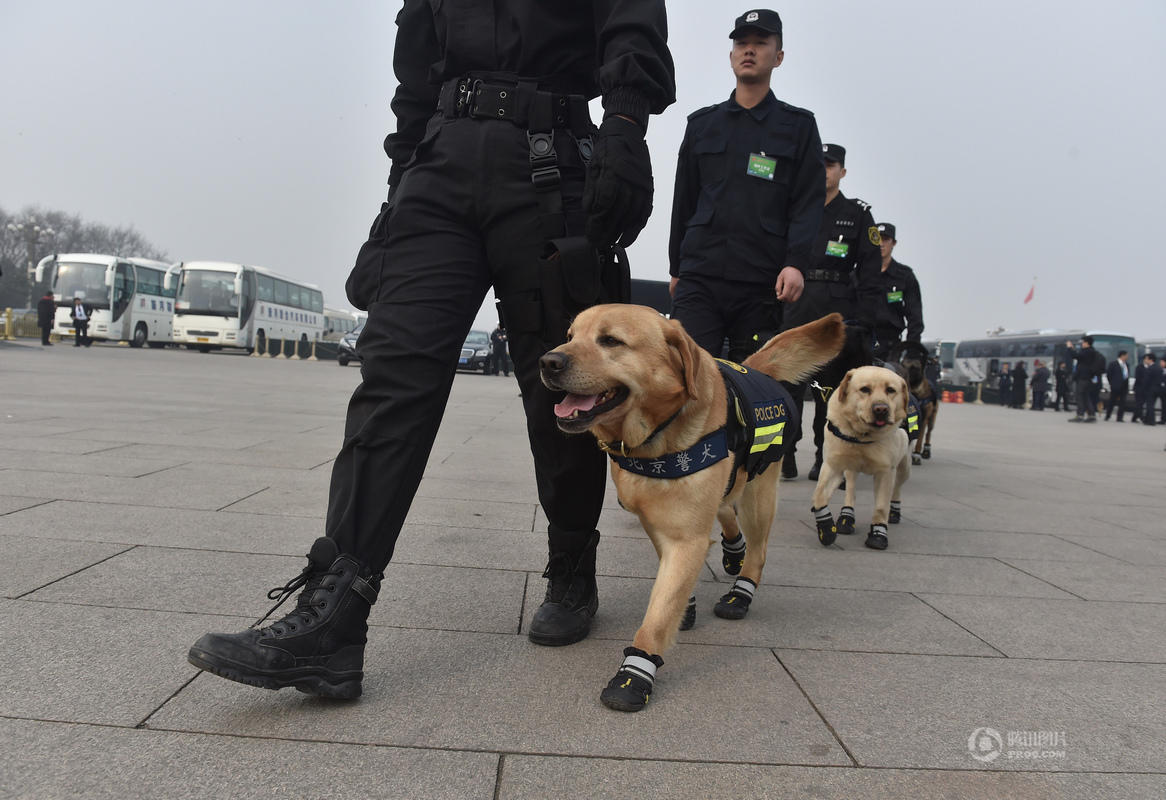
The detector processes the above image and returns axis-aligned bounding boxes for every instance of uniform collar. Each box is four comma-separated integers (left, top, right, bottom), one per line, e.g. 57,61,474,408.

727,89,776,121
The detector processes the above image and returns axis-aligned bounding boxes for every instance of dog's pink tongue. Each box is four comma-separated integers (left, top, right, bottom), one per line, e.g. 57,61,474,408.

554,393,599,418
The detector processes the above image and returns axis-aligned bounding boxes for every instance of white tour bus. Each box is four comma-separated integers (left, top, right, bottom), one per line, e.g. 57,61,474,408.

322,306,361,341
36,253,176,347
169,261,324,353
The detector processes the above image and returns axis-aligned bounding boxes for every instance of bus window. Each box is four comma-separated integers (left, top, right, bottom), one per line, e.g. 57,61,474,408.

288,284,301,308
274,280,288,305
257,275,274,302
113,263,135,321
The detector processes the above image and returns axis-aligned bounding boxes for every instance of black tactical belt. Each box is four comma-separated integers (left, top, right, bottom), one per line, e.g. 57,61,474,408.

438,77,590,132
804,269,848,283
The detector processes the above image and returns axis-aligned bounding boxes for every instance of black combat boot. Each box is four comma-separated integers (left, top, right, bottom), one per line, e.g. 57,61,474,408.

807,451,823,482
781,451,798,481
188,537,381,699
528,529,599,647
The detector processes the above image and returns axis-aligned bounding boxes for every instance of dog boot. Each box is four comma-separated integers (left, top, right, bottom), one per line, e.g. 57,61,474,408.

807,451,823,481
912,452,922,465
188,537,382,699
836,506,856,536
714,577,756,619
812,506,836,546
889,500,902,524
721,533,746,575
600,647,664,712
528,530,600,647
679,595,697,631
865,524,889,550
922,443,931,459
781,452,798,481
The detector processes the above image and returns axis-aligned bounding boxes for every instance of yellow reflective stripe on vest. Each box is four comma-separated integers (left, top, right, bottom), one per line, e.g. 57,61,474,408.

908,413,919,433
750,421,785,453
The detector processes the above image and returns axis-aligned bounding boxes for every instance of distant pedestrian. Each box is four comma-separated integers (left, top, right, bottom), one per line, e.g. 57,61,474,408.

1104,350,1130,421
36,289,55,346
1148,356,1166,426
1066,337,1104,422
1010,361,1027,408
1132,352,1154,423
488,325,510,377
997,362,1011,406
69,296,93,347
1030,359,1050,410
1053,360,1072,411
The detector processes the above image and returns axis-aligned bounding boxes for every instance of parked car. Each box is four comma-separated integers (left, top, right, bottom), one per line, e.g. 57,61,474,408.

337,322,364,366
459,330,491,372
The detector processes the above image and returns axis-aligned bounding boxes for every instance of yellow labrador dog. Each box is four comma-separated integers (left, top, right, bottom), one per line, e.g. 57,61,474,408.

540,305,845,711
810,366,911,551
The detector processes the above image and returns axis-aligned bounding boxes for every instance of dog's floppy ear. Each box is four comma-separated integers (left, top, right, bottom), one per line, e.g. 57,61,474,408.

898,375,910,420
665,318,703,402
836,369,853,404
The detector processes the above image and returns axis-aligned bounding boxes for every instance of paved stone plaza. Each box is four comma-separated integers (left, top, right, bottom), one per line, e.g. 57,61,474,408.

2,338,1164,799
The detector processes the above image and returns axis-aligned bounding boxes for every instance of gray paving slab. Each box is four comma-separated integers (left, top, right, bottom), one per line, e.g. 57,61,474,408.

1001,558,1166,603
0,535,130,598
521,576,999,656
0,467,270,510
149,630,850,765
1057,532,1166,564
919,594,1166,662
779,650,1166,772
2,718,499,800
0,601,219,725
0,495,53,515
0,448,190,477
0,499,321,554
499,755,1166,800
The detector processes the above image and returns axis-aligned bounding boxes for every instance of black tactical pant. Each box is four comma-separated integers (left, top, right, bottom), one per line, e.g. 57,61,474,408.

326,115,607,572
670,275,778,363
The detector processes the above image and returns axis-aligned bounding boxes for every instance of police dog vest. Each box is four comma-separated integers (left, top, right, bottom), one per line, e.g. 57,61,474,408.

716,359,798,481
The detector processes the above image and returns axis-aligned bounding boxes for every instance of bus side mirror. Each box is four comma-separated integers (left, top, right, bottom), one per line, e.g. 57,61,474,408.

234,275,243,296
105,269,115,288
35,264,45,282
163,273,173,290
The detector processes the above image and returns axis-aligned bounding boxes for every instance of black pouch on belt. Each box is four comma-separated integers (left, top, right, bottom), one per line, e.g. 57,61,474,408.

538,237,631,343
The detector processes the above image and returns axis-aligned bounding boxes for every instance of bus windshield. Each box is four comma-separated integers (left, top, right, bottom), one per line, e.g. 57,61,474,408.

176,269,239,316
1090,334,1136,365
55,261,110,307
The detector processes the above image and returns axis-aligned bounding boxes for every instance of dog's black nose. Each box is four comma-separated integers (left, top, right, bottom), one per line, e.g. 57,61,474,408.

540,351,569,375
872,403,889,419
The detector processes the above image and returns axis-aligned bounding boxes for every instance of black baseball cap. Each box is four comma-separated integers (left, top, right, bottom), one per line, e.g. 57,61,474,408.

730,9,782,39
877,222,897,241
822,143,846,166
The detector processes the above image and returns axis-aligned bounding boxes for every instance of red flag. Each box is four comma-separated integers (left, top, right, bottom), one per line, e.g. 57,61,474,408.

1023,284,1034,304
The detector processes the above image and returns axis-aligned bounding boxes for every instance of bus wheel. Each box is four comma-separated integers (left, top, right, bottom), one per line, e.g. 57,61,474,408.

198,345,211,353
131,323,148,348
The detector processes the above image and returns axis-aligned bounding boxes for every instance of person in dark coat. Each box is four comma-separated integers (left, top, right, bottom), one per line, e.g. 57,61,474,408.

1132,352,1153,422
1066,337,1105,421
1030,359,1050,410
36,289,56,346
1147,355,1166,426
1104,350,1130,421
1010,361,1028,408
997,362,1012,406
69,296,94,347
1054,360,1072,411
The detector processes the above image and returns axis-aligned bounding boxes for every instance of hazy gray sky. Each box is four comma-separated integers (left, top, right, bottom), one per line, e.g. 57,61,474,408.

3,1,1164,340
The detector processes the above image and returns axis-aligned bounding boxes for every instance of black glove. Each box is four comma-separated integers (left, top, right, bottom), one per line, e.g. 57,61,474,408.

583,116,653,248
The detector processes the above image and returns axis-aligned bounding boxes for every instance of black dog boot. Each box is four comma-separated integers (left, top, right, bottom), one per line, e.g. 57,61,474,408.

812,506,836,546
721,532,746,575
188,537,381,699
889,500,902,524
600,647,664,712
922,444,931,460
528,530,599,647
865,524,889,550
807,451,823,481
679,595,697,631
836,506,856,536
714,577,756,620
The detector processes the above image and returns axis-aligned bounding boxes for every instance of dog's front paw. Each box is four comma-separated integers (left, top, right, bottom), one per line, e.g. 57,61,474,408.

721,533,746,576
813,506,836,546
911,452,922,465
836,507,856,536
922,445,931,459
600,647,662,713
713,577,756,620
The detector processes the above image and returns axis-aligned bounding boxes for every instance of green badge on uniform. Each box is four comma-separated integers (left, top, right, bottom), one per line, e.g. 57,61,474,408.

746,152,777,180
825,240,849,258
886,290,903,303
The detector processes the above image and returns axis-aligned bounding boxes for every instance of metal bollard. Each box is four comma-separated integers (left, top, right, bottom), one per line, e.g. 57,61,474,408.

276,338,286,358
307,338,318,361
3,308,13,341
290,338,301,360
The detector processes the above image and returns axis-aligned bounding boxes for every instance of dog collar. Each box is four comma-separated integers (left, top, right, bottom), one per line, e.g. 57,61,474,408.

597,407,684,458
608,427,731,479
827,420,875,444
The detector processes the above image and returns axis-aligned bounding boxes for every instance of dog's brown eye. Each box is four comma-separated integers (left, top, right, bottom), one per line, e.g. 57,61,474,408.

598,335,624,348
886,387,896,394
859,386,872,394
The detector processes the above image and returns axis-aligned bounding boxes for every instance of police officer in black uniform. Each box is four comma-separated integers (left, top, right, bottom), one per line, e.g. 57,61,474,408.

870,222,924,359
669,9,825,364
188,2,676,700
779,143,882,480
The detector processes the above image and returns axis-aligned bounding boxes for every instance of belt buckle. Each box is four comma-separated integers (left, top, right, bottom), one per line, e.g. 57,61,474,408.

456,79,482,116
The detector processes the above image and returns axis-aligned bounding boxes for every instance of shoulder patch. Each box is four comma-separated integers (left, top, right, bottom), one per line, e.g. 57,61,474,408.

687,103,721,122
773,99,816,118
868,226,882,246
